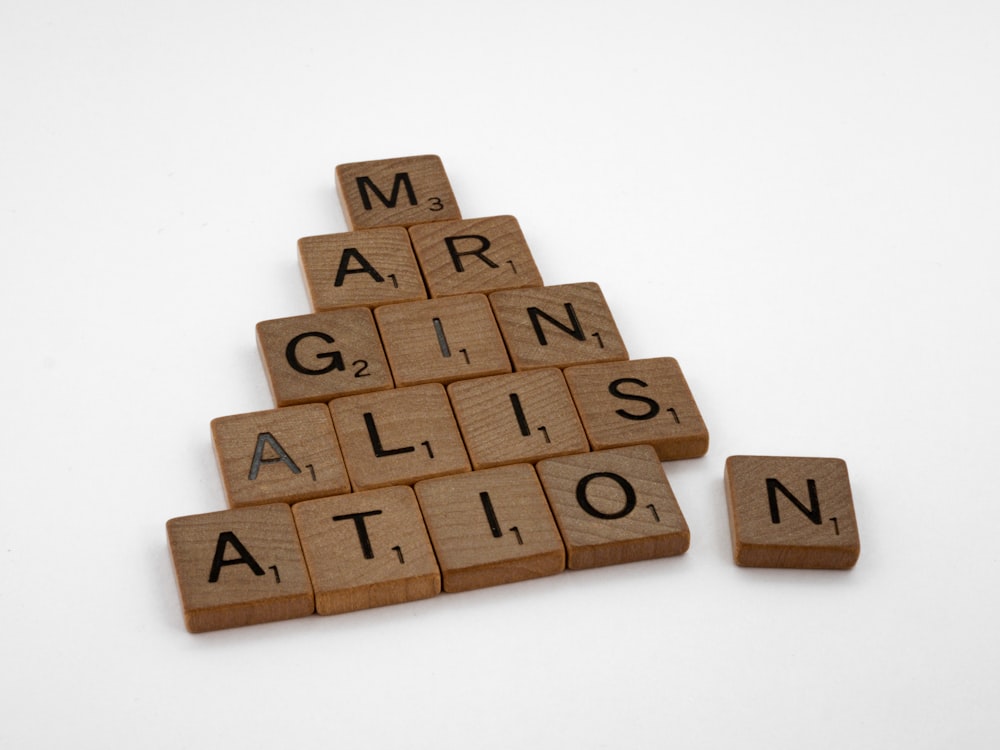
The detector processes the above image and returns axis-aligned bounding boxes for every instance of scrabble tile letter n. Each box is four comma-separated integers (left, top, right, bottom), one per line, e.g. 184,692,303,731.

336,155,461,230
724,455,860,570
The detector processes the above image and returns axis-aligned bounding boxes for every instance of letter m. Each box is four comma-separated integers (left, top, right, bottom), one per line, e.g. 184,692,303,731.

356,172,418,210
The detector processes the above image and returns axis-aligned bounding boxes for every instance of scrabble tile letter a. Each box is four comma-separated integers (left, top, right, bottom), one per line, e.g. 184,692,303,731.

336,155,461,230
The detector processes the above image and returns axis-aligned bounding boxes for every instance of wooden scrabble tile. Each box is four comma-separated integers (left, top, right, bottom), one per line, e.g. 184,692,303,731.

489,282,628,370
256,308,393,406
374,293,511,387
536,446,690,570
447,369,589,469
211,404,351,508
336,155,461,230
166,503,315,633
328,383,470,490
563,357,709,461
724,455,860,569
292,486,440,615
414,464,565,592
408,215,543,298
298,228,427,311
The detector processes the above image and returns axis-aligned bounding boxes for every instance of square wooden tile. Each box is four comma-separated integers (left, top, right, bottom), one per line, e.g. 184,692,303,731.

256,308,393,406
414,464,565,592
536,446,689,570
336,155,461,230
166,503,315,633
292,486,440,615
298,228,427,311
724,455,860,569
408,215,543,298
211,404,351,509
374,293,511,387
489,282,628,370
328,383,470,490
563,357,709,461
447,369,589,469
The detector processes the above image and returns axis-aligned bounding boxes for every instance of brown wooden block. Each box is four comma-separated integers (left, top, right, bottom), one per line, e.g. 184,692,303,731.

536,446,690,570
328,383,470,490
563,357,709,461
336,155,461,230
724,455,860,569
408,215,543,298
414,464,565,592
256,308,393,407
298,228,427,311
489,282,628,370
292,486,440,615
211,404,351,508
447,369,589,469
166,503,315,633
374,293,511,387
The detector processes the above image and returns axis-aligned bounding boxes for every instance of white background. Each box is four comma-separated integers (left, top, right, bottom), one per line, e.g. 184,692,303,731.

2,1,998,747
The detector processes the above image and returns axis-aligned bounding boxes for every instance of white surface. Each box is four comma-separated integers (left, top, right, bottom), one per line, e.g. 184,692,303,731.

2,1,998,747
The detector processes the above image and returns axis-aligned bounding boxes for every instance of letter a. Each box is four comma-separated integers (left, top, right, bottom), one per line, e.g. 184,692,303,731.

248,432,301,480
334,247,385,286
208,531,266,583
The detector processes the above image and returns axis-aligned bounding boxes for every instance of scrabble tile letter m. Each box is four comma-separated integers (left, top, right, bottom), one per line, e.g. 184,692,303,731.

336,155,461,230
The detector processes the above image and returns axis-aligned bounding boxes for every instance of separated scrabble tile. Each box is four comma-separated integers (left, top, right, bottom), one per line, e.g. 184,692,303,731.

414,464,565,592
563,357,709,461
489,282,628,370
536,446,690,570
166,503,315,633
298,228,427,311
211,404,351,508
328,383,470,490
374,293,511,387
292,486,440,615
724,455,860,570
256,308,393,406
336,155,461,230
408,215,543,298
447,369,589,469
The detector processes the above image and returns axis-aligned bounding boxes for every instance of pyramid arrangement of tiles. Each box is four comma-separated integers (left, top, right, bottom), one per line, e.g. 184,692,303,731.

166,155,860,633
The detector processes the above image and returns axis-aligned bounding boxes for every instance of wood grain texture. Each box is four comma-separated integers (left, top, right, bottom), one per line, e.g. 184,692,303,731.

336,155,460,230
408,215,543,298
447,369,589,469
292,486,441,615
414,464,565,593
210,404,350,509
328,383,470,490
298,228,427,311
256,308,393,406
536,446,690,570
166,503,314,633
724,455,860,569
488,282,628,370
374,293,511,387
563,357,709,461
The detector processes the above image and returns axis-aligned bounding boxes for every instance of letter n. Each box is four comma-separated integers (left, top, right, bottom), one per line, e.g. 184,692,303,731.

527,303,585,346
766,478,822,525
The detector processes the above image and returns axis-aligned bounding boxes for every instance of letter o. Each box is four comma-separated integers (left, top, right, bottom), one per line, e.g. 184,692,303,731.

575,472,637,520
